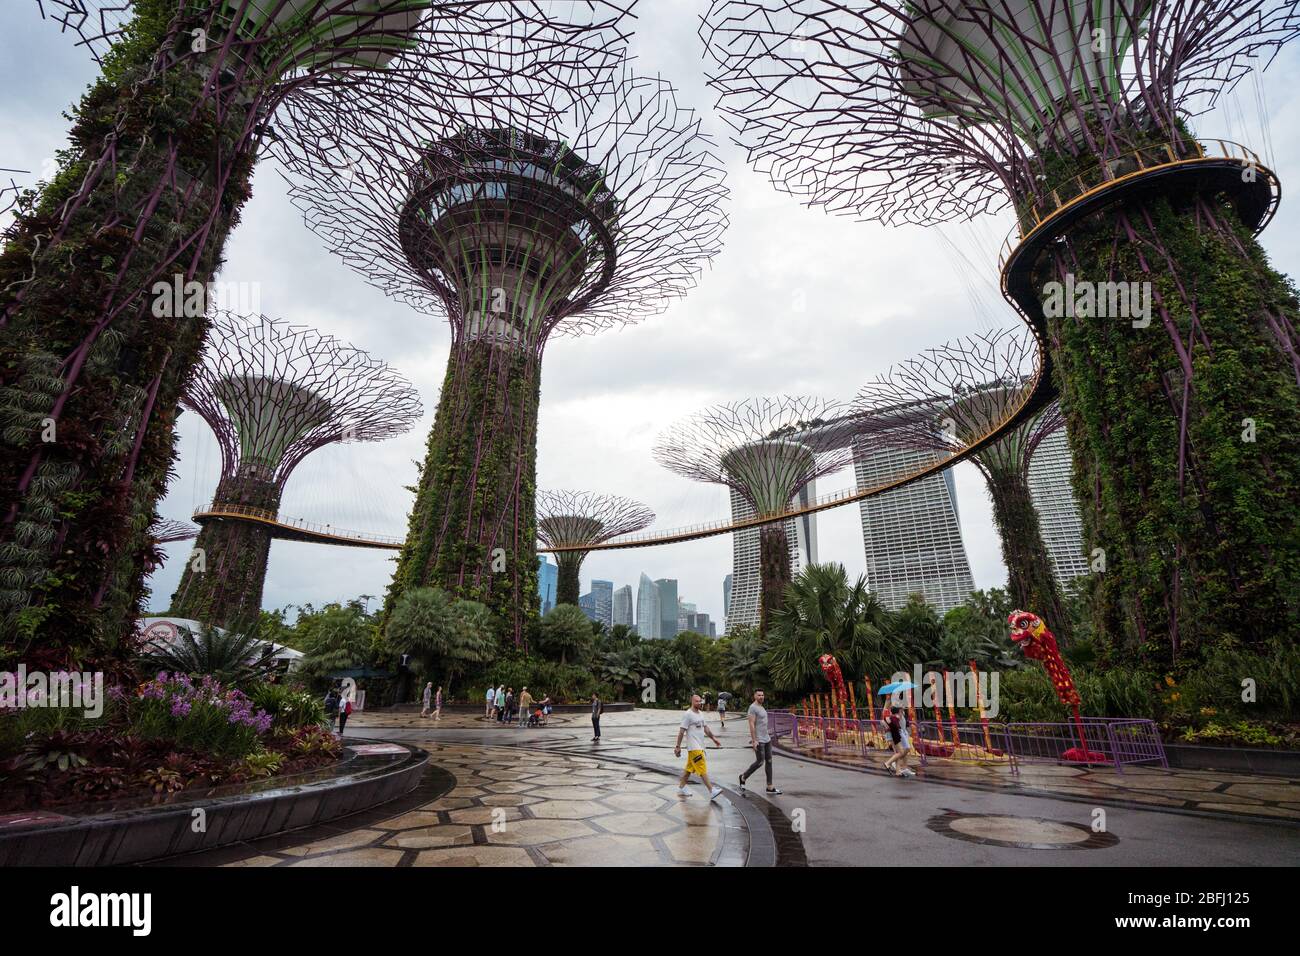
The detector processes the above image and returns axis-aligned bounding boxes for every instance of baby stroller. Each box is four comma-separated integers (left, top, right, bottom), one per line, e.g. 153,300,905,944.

527,708,543,728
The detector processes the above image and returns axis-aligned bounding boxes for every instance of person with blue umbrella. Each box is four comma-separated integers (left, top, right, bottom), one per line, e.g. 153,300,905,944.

877,682,917,778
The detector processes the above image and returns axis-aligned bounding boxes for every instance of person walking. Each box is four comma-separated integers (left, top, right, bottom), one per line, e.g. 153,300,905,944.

434,686,443,721
540,695,553,725
485,684,495,720
738,689,781,794
674,694,724,801
494,684,506,722
337,686,353,736
517,687,534,727
882,706,914,777
717,691,730,728
421,682,434,718
323,686,340,732
590,692,604,742
504,687,515,724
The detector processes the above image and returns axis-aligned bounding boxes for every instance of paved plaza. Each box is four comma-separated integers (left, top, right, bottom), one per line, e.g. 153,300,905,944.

158,707,1299,867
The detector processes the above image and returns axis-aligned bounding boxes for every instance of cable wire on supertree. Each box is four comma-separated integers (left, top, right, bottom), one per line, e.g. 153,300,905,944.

535,490,654,607
854,327,1075,640
701,0,1300,662
277,61,729,644
167,311,421,634
2,1,631,668
654,396,851,633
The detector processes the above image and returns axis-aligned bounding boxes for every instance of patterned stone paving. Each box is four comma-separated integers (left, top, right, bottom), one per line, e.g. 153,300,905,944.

779,739,1300,822
165,742,748,867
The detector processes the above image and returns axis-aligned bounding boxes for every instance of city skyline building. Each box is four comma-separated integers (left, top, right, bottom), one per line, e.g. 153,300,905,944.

589,579,614,628
612,585,634,628
636,573,661,639
538,556,558,616
1028,429,1090,588
723,574,733,623
656,578,679,640
854,443,974,614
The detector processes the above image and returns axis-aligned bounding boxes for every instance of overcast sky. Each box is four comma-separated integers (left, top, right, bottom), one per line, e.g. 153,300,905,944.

4,1,1298,627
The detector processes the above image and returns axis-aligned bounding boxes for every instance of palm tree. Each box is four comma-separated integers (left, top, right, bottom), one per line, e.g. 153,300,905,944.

386,588,494,694
598,647,641,700
537,604,594,666
141,624,278,689
763,563,903,692
725,627,769,697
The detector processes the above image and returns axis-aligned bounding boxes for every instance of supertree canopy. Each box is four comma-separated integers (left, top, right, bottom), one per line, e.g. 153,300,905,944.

278,63,729,643
654,396,852,633
855,328,1075,640
535,490,655,607
0,1,629,667
702,1,1300,662
168,311,420,635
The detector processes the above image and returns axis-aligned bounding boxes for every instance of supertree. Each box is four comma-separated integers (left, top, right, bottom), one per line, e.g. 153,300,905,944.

168,311,420,635
654,396,853,633
855,328,1075,641
535,490,654,607
1,2,629,666
701,0,1300,662
277,63,729,643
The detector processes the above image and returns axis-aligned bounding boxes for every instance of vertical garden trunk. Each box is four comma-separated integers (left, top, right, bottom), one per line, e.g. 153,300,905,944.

758,524,792,635
0,23,259,666
1032,179,1300,664
169,473,280,635
985,469,1072,644
555,553,584,607
386,337,541,645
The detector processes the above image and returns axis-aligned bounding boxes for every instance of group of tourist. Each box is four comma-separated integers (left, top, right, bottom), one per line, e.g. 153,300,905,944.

484,684,553,727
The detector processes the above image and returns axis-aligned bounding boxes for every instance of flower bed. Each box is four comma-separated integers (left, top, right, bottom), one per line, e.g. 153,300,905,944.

1,673,339,811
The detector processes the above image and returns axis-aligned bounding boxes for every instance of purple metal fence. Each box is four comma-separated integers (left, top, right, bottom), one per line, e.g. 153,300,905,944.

769,712,1166,773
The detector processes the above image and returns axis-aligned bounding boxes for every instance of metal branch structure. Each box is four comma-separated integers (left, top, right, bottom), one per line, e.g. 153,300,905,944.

149,517,199,545
168,311,420,634
278,62,729,644
654,396,852,632
855,328,1074,638
535,490,654,606
1,2,630,668
701,0,1300,662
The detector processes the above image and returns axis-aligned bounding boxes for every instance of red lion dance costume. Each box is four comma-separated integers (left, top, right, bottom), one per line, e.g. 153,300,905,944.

818,654,849,733
1008,611,1105,763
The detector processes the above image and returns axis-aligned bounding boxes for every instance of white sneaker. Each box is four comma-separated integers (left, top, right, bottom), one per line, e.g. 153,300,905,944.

677,785,690,797
709,786,723,801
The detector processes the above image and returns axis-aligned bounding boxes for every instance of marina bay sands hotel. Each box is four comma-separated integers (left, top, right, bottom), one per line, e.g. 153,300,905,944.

724,410,1088,632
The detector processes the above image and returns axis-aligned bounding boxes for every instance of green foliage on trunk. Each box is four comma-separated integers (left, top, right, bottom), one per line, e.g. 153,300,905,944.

0,3,258,667
384,340,541,646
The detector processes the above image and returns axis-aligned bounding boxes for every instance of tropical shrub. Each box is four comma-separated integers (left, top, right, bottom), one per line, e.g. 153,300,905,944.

139,624,278,689
129,673,271,758
248,683,325,732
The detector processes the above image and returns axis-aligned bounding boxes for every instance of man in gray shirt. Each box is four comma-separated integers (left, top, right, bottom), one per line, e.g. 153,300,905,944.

738,689,781,794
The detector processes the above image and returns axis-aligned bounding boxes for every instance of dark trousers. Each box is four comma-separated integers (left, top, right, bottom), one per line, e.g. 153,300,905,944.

338,711,349,734
742,741,773,786
592,715,601,739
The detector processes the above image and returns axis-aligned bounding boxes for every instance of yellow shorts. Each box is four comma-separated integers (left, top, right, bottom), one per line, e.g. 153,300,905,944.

684,750,708,776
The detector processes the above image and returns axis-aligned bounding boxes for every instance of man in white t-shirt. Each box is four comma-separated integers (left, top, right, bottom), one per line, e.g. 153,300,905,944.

674,694,724,800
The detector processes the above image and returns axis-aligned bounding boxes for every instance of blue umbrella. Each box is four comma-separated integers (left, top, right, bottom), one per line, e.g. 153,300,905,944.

877,681,917,695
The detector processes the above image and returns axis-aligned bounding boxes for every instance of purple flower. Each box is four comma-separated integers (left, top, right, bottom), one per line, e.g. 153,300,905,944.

170,698,192,718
